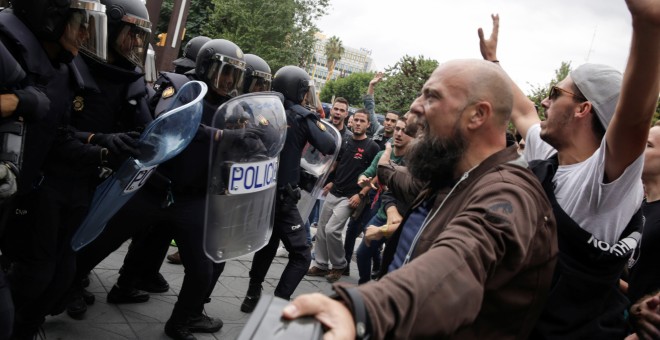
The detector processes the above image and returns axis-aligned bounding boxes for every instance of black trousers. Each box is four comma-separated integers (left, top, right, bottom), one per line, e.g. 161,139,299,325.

248,198,311,300
2,178,93,330
76,188,224,323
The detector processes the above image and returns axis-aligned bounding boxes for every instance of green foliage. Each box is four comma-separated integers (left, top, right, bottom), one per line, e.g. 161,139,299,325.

373,55,439,114
155,0,328,71
653,97,660,126
319,72,373,106
526,61,572,119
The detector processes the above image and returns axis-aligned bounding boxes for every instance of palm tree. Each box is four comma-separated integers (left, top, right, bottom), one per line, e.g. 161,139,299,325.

324,36,344,82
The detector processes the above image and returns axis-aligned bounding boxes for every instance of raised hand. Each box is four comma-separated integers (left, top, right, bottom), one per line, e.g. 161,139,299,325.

477,14,500,61
370,72,384,87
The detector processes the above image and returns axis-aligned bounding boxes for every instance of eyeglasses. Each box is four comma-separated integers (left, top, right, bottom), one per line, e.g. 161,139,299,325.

548,86,586,101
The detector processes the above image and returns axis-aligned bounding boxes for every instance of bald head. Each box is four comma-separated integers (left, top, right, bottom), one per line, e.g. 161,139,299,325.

435,59,513,126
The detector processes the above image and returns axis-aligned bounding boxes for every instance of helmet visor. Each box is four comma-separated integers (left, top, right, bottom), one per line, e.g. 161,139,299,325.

304,79,319,111
144,45,157,82
114,15,151,68
206,56,245,97
246,70,272,93
66,0,108,61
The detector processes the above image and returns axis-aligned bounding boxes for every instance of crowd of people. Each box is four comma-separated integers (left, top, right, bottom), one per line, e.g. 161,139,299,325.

0,0,659,339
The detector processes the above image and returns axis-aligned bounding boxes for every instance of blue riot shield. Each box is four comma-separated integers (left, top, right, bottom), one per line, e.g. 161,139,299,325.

296,121,341,222
204,92,287,262
71,81,208,251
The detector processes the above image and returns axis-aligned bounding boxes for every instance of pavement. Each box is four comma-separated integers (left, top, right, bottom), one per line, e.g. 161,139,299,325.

42,239,359,340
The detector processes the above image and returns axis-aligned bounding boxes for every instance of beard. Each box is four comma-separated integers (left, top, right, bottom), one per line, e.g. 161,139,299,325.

405,124,466,186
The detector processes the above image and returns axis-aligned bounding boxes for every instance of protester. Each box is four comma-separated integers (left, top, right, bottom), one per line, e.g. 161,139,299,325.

286,59,558,339
478,1,660,337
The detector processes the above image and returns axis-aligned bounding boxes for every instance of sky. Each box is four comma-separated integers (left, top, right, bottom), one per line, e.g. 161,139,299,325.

316,0,633,94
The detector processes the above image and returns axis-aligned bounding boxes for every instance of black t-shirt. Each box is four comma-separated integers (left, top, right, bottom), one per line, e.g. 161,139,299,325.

628,199,660,304
330,137,379,198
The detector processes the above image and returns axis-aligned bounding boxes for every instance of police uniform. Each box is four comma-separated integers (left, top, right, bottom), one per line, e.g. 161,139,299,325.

247,99,336,300
0,9,89,335
76,72,229,326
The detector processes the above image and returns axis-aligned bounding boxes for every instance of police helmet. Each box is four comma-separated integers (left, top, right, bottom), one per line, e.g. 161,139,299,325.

173,36,210,71
195,39,246,98
102,0,151,68
11,0,108,60
272,65,314,104
243,54,272,93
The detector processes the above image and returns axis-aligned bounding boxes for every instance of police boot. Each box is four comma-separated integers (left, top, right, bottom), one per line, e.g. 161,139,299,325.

240,284,262,313
164,321,196,340
107,284,149,304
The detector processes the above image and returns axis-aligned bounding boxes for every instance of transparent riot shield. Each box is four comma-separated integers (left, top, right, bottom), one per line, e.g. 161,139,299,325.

297,121,341,222
204,92,286,262
71,81,208,251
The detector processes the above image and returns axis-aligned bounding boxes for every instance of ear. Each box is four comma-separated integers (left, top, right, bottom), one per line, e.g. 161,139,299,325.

466,102,491,130
574,101,593,119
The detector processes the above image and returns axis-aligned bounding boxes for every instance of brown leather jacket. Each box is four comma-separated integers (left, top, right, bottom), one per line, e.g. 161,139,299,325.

337,146,558,339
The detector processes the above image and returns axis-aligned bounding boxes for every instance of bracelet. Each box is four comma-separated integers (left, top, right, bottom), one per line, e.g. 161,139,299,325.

87,133,95,144
380,224,389,236
491,60,500,63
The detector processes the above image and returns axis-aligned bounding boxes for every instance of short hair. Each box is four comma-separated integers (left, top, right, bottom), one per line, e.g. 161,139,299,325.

354,108,370,122
334,97,349,108
654,120,660,127
386,110,401,117
572,84,606,141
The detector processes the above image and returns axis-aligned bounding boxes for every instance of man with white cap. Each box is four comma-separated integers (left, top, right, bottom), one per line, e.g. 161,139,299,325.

478,3,660,338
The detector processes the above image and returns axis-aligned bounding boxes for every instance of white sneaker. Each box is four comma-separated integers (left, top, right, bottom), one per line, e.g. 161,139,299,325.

276,247,289,257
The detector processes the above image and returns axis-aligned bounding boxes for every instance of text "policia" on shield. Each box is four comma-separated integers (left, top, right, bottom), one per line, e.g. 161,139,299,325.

228,158,278,195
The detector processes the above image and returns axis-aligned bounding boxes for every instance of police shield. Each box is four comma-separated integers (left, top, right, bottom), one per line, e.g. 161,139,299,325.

297,120,341,222
204,92,286,263
71,81,208,251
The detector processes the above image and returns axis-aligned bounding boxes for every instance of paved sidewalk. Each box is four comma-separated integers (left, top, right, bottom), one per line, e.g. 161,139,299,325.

42,241,359,339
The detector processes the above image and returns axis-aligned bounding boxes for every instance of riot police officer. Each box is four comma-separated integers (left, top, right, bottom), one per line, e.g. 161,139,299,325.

242,53,272,94
62,0,154,319
240,65,336,312
0,0,108,337
172,36,211,75
71,39,253,340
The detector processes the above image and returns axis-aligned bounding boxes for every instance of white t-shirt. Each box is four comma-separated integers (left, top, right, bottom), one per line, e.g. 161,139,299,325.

524,123,644,244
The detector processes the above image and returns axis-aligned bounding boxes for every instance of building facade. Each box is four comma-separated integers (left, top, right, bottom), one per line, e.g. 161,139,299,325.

305,33,374,91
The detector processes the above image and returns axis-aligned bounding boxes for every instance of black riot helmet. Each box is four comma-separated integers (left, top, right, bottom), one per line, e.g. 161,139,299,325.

11,0,109,60
272,65,316,105
173,36,210,73
102,0,151,68
243,54,272,93
195,39,246,98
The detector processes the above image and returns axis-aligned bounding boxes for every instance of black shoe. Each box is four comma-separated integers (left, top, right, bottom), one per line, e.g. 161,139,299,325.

66,295,87,320
343,266,350,276
136,273,170,293
187,314,223,333
81,275,90,288
107,285,149,304
164,322,196,340
82,288,95,305
240,284,262,313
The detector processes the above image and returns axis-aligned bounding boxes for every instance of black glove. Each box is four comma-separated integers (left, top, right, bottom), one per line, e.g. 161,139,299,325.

90,132,141,157
220,127,264,145
0,164,17,201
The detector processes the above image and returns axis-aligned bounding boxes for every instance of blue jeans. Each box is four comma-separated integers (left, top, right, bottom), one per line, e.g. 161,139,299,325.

356,214,386,284
304,199,322,246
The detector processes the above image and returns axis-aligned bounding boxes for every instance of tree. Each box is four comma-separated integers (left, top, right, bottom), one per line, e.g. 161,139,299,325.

155,0,328,72
324,36,344,82
319,72,374,106
373,55,439,114
526,61,572,119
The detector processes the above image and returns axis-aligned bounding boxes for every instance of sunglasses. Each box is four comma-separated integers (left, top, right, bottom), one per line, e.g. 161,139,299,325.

548,86,586,101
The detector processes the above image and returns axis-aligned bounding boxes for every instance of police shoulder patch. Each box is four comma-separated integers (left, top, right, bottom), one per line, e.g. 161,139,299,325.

162,86,175,99
316,121,326,131
257,114,269,126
